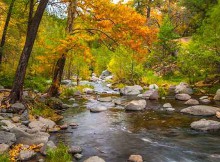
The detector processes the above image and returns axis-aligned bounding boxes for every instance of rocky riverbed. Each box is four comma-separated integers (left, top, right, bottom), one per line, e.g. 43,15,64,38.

1,71,220,162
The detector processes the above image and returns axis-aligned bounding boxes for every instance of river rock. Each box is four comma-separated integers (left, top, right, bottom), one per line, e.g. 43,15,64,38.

19,150,36,161
90,106,107,113
60,124,68,130
149,84,159,90
128,155,143,162
0,131,16,146
40,141,57,155
11,102,26,112
125,100,146,111
190,119,220,131
163,103,172,108
69,146,82,154
84,156,105,162
100,70,111,80
181,105,220,116
200,98,211,104
214,89,220,101
98,97,112,102
74,153,83,160
11,116,21,123
38,117,56,128
200,96,209,100
166,108,175,112
10,127,49,145
112,98,126,106
1,120,16,130
175,94,191,101
138,90,159,100
184,99,199,105
216,112,220,119
0,143,10,154
120,85,143,95
91,76,99,82
175,82,193,95
83,88,94,94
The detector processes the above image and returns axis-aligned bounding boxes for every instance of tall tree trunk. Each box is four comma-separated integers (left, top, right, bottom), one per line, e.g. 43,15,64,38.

9,0,49,103
0,0,15,65
48,0,77,97
48,54,66,97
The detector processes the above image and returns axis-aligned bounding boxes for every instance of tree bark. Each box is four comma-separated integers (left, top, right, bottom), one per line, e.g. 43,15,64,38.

0,0,15,65
48,54,66,97
9,0,49,103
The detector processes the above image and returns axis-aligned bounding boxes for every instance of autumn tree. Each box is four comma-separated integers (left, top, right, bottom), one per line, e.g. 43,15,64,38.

9,0,49,103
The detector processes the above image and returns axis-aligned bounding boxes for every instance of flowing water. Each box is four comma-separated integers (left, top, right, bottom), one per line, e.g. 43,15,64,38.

51,82,220,162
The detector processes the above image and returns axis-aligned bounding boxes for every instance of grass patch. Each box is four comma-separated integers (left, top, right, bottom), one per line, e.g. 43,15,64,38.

30,102,62,122
24,76,50,93
46,143,72,162
0,154,10,162
61,84,94,97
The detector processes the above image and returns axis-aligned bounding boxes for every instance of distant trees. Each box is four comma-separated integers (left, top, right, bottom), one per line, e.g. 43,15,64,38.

0,0,15,65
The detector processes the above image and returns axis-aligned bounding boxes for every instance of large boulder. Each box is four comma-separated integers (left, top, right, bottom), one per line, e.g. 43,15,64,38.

0,131,16,146
190,119,220,131
181,105,220,116
175,82,193,95
125,100,146,111
29,117,56,131
10,127,49,145
84,156,105,162
175,94,191,101
184,99,199,105
120,85,143,95
214,89,220,101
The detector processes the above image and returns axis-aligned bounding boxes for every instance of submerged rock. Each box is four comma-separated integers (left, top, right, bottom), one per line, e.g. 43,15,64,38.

69,145,82,154
175,94,191,101
84,156,105,162
90,106,107,113
98,97,112,102
163,103,172,108
125,100,146,111
128,155,143,162
181,105,220,116
190,119,220,131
